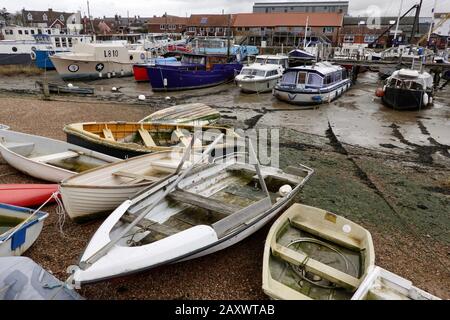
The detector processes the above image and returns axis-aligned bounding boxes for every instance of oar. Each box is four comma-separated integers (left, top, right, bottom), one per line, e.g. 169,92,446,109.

81,133,225,268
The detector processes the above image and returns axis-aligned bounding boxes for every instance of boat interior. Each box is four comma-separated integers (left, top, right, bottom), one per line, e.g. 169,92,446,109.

0,131,111,172
68,122,233,150
0,207,32,237
113,162,308,246
267,207,373,300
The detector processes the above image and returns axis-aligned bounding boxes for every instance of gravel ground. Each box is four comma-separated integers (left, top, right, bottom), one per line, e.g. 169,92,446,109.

0,93,448,300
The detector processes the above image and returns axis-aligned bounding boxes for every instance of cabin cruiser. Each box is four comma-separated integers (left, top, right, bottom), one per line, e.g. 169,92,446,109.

50,41,147,80
273,62,351,105
235,55,288,93
380,69,434,110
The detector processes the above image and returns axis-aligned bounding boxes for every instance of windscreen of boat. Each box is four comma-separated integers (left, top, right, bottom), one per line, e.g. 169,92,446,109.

307,73,323,87
387,78,424,90
240,68,266,77
181,55,205,65
281,71,298,85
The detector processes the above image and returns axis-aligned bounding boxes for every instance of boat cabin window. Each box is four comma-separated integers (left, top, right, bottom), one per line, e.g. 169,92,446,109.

68,38,73,47
55,37,61,48
334,71,342,82
61,37,67,48
281,71,297,84
307,73,323,87
267,70,278,77
207,56,227,65
297,72,307,84
181,55,206,65
324,74,332,84
241,68,266,77
342,69,348,79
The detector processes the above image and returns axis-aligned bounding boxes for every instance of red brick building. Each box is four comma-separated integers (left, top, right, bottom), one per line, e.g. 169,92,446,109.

185,14,232,37
146,15,188,34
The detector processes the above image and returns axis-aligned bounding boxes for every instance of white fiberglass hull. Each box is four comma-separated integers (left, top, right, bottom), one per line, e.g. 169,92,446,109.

236,77,281,93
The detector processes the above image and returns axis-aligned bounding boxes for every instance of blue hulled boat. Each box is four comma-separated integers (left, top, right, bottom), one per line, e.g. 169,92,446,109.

147,53,242,91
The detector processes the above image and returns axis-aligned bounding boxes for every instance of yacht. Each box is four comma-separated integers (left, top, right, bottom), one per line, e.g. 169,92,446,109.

273,61,351,105
235,55,288,93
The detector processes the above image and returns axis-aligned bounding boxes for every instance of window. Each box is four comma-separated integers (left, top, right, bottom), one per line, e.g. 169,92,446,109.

61,37,67,47
342,69,348,79
281,71,297,85
60,15,65,21
364,35,376,43
68,38,73,47
335,71,342,82
344,35,354,43
27,13,32,21
55,37,61,47
237,27,242,31
323,27,334,33
12,47,17,52
307,73,323,87
297,72,307,84
324,74,332,84
18,30,23,35
43,14,48,21
160,24,165,30
200,17,208,24
25,30,29,35
47,29,52,34
31,30,35,34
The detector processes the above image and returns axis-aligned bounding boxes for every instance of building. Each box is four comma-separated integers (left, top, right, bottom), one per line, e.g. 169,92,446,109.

253,1,348,15
430,12,450,49
185,14,232,37
21,8,82,33
233,12,344,46
340,16,431,48
146,15,188,34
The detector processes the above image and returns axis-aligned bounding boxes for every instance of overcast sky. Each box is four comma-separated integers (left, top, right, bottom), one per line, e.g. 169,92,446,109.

2,0,449,18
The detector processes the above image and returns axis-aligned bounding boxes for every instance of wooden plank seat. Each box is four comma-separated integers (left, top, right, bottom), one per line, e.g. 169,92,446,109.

4,141,35,152
271,242,361,290
168,189,241,215
103,128,115,142
138,128,156,147
112,171,162,184
121,213,179,239
226,163,301,185
30,151,80,163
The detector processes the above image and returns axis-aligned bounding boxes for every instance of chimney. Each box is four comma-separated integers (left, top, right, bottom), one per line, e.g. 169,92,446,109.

48,8,53,13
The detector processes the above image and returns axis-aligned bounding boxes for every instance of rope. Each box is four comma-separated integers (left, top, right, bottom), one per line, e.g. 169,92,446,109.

53,192,67,236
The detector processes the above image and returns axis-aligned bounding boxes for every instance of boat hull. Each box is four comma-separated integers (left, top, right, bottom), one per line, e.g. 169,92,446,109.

0,53,32,65
382,87,432,110
236,77,280,93
33,50,59,70
133,64,149,82
274,80,351,106
0,184,58,207
147,64,242,91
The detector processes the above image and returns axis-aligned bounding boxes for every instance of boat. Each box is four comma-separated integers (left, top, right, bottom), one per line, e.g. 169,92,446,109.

50,41,147,80
235,55,288,93
67,139,314,285
380,68,434,110
63,121,239,159
262,203,375,300
0,256,84,300
0,129,119,183
273,62,352,105
0,203,48,256
35,80,94,95
146,52,243,91
0,184,58,207
288,48,316,63
0,124,9,130
60,150,202,222
140,103,220,126
133,57,178,82
190,37,259,60
351,266,441,300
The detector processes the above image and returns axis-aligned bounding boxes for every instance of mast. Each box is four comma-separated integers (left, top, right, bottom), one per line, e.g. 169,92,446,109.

227,13,231,59
303,16,309,48
87,1,95,35
410,0,423,43
426,0,438,47
393,0,404,43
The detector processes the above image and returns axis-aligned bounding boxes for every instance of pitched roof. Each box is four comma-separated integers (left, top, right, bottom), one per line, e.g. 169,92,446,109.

147,15,189,25
232,13,343,27
22,9,74,25
187,14,232,27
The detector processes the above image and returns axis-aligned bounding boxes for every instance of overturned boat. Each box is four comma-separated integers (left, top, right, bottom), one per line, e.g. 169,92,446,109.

64,121,239,159
0,129,118,182
262,203,375,300
0,203,48,257
140,103,220,126
273,62,351,105
67,137,314,285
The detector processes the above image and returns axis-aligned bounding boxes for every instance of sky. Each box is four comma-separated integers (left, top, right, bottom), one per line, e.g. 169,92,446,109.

1,0,449,18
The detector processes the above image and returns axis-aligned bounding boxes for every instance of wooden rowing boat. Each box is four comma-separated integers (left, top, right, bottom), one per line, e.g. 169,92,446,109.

0,129,119,182
67,152,314,285
262,203,375,300
63,121,239,159
35,80,95,95
0,203,48,256
140,103,221,126
0,184,58,207
60,150,201,222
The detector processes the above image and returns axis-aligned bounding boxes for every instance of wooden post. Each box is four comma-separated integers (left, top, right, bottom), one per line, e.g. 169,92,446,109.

42,78,50,100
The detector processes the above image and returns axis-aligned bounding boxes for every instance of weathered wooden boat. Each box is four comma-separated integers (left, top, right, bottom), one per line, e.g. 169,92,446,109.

60,150,201,222
64,121,239,159
0,256,84,300
146,53,242,91
351,266,440,300
381,69,434,110
273,62,352,105
0,184,58,207
0,129,119,183
0,203,48,256
67,138,314,285
262,203,375,300
35,80,94,95
139,103,220,126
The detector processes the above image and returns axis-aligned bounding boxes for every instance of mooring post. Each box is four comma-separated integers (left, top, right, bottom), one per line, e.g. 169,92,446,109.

42,78,50,100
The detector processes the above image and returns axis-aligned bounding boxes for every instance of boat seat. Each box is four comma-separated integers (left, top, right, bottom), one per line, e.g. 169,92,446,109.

289,218,362,251
112,171,161,184
150,160,185,171
168,189,241,215
4,141,35,154
271,242,361,291
121,213,179,241
138,128,156,147
103,128,115,142
30,151,80,163
172,129,190,147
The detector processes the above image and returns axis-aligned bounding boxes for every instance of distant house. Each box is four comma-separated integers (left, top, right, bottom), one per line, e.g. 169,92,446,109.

21,8,81,33
146,15,188,34
232,12,344,46
253,1,349,15
186,14,232,37
341,16,431,48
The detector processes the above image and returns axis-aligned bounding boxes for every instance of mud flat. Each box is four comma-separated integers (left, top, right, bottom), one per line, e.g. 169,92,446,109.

0,71,448,299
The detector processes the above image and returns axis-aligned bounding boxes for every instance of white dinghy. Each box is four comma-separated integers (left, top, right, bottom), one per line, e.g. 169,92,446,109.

0,129,118,182
60,150,202,222
67,136,314,285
